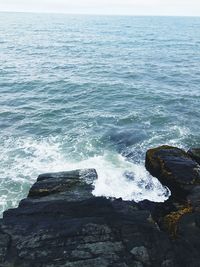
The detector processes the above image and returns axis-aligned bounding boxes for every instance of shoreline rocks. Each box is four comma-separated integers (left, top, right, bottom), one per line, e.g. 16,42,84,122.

0,146,200,266
145,145,200,260
145,145,200,197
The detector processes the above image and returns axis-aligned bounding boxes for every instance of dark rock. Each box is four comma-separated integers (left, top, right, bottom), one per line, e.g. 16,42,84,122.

161,259,174,267
0,168,173,267
132,261,144,267
145,145,200,197
144,145,200,266
29,169,97,198
188,148,200,165
130,246,150,265
0,153,200,267
0,226,10,264
187,186,200,210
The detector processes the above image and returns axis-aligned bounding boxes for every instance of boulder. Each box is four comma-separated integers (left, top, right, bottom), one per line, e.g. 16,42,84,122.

145,145,200,197
145,145,200,254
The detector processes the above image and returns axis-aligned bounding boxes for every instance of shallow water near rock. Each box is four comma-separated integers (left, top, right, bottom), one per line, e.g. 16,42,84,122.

0,13,200,215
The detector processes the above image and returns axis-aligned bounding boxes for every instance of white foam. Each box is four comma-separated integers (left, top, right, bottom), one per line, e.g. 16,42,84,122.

35,150,170,202
0,137,170,216
90,153,170,202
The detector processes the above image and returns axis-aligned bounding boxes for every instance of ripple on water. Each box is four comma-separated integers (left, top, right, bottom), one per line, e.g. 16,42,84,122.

0,14,200,215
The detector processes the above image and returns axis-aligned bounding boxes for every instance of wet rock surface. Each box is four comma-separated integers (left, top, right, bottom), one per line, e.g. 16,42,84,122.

0,146,200,266
145,145,200,197
188,148,200,165
145,145,200,267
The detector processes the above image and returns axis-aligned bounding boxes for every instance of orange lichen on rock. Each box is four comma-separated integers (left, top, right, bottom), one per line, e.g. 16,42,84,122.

164,204,193,238
145,145,175,176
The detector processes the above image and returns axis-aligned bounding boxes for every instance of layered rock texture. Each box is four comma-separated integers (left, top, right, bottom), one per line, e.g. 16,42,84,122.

0,146,200,267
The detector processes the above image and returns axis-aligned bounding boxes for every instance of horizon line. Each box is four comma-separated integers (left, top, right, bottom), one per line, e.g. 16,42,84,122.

0,10,200,18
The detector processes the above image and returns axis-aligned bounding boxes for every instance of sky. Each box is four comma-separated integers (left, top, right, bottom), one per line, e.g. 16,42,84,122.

0,0,199,16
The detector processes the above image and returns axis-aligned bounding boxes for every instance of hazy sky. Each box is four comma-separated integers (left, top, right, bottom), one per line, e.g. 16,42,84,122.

0,0,199,16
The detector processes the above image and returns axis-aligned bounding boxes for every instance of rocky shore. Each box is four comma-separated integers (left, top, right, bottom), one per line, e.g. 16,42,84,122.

0,146,200,267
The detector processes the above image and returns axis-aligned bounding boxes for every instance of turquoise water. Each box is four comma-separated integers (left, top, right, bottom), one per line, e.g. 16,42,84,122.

0,13,200,215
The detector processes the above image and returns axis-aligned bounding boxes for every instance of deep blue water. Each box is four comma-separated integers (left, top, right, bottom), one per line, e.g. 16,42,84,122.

0,13,200,215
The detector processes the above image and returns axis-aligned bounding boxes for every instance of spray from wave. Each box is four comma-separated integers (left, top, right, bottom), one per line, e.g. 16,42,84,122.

0,136,170,216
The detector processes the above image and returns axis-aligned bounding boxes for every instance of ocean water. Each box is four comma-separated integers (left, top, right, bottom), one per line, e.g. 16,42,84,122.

0,13,200,216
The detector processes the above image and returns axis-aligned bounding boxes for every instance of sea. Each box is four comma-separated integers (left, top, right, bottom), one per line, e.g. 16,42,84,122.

0,13,200,216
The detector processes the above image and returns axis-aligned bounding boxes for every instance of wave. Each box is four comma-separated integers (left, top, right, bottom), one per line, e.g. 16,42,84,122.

0,136,170,216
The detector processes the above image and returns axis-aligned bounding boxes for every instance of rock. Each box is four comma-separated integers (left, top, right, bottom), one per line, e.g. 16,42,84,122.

145,145,200,260
28,169,97,201
130,246,150,265
0,156,200,266
145,145,200,197
187,186,200,210
188,148,200,165
132,261,144,267
161,259,174,267
0,168,175,267
0,227,10,263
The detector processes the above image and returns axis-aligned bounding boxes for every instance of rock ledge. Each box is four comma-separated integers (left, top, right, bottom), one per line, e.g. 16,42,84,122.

0,147,200,267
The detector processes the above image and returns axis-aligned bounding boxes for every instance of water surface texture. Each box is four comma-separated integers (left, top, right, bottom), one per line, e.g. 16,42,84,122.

0,13,200,215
